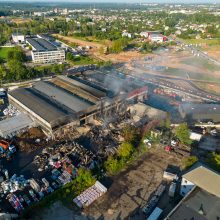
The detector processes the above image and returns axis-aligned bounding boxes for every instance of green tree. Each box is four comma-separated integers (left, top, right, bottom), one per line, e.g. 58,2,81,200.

183,156,198,169
118,142,133,158
175,123,192,145
0,65,7,80
75,167,96,190
207,153,220,172
7,48,26,62
104,156,120,175
122,126,139,144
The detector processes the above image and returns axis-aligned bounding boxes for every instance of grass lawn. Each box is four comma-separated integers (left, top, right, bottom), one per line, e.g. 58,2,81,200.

0,47,16,60
68,56,98,66
182,38,220,46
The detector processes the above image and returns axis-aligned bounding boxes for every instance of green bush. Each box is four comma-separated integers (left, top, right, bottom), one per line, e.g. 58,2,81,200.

207,153,220,172
183,156,198,169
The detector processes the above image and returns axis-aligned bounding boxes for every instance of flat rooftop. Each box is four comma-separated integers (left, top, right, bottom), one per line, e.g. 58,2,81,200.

81,70,141,96
168,187,220,220
33,81,93,112
57,75,106,99
0,113,34,137
9,88,70,124
182,163,220,198
26,38,57,52
180,103,220,115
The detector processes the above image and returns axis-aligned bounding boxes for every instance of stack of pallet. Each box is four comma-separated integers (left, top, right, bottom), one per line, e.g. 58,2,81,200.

73,181,107,208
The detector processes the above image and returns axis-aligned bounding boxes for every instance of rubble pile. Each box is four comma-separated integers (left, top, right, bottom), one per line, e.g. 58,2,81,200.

34,141,95,171
54,124,80,141
76,125,123,158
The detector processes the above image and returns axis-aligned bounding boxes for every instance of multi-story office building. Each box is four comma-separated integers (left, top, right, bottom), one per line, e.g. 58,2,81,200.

26,37,65,63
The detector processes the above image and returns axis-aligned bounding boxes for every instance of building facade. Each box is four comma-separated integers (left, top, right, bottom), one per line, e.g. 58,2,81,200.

26,37,65,64
31,49,65,63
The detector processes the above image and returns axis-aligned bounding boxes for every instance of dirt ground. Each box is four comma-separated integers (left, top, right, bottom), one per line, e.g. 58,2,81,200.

195,82,220,96
53,34,143,63
11,18,32,24
16,127,46,152
39,148,182,220
201,45,220,62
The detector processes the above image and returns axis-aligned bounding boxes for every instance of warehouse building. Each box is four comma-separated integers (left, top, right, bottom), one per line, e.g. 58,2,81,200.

179,103,220,123
26,37,65,63
166,163,220,220
8,72,148,136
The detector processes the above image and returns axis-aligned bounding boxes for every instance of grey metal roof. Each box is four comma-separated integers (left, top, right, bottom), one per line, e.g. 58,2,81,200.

9,88,69,124
168,188,220,220
26,38,57,52
0,114,34,137
33,81,93,112
58,75,106,98
180,103,220,115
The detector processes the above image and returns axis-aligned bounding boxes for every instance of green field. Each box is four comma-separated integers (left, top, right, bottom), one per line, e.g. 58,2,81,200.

0,47,16,60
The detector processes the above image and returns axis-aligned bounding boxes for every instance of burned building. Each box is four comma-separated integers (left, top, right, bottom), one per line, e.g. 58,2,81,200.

8,71,148,136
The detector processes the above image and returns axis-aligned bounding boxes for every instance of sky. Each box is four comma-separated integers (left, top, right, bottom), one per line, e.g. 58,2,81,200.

2,0,220,3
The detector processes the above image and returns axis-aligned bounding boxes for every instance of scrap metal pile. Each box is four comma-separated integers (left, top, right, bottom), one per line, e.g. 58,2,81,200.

76,125,124,159
1,174,28,194
33,141,95,172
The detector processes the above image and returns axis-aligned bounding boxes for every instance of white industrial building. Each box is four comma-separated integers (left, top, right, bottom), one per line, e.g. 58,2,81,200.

12,33,25,44
26,37,65,63
180,163,220,197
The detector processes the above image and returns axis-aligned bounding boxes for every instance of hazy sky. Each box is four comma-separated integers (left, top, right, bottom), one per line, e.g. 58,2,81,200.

2,0,220,3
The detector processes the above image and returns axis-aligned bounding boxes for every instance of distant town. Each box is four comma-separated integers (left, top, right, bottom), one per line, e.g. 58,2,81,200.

0,2,220,220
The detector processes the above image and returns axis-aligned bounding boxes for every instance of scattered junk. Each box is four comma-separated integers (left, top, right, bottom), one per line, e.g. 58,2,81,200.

147,207,163,220
163,171,178,182
34,141,95,172
7,193,24,213
189,132,202,141
168,182,177,198
143,138,152,148
3,105,20,117
0,140,16,158
29,189,38,202
73,181,107,208
164,140,190,157
142,183,166,216
165,145,172,153
2,174,28,194
171,139,179,148
29,178,41,193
